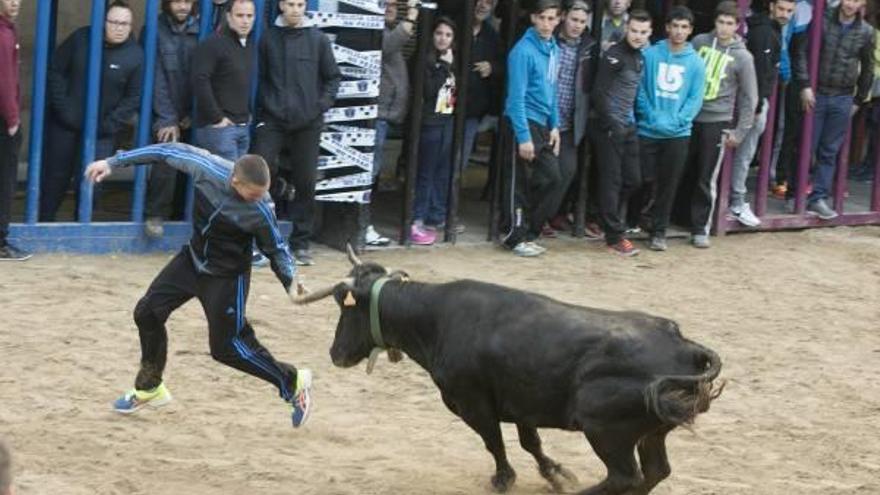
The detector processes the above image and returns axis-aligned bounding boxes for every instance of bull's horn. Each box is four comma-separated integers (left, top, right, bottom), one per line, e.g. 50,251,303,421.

290,277,354,305
346,243,363,266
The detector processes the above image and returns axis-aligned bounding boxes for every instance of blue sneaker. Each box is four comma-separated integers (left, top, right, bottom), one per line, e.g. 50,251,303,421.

113,383,172,414
290,369,312,428
252,250,270,267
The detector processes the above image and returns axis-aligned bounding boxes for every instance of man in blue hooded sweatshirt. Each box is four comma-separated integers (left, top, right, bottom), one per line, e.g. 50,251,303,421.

502,0,562,257
634,5,705,251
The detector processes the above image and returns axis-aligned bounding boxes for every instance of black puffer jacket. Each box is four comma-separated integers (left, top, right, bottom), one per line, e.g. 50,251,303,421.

257,19,342,129
746,12,782,108
47,27,143,136
794,8,875,103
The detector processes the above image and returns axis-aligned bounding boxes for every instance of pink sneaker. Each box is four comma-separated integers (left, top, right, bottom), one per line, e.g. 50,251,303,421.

410,224,436,245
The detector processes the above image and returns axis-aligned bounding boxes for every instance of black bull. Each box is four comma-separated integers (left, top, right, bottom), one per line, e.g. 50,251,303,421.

293,251,724,495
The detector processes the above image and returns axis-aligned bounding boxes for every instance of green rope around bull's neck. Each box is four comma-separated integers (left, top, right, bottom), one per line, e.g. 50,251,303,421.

369,276,390,349
366,276,391,374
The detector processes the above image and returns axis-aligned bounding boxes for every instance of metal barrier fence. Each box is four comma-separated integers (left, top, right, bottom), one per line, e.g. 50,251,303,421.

714,0,880,234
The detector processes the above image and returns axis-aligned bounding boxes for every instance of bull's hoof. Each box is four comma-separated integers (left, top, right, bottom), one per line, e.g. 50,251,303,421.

491,469,516,493
542,463,579,493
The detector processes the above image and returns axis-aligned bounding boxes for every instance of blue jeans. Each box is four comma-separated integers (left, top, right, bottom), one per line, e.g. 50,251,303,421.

372,119,389,179
462,117,480,168
413,119,454,225
809,94,852,202
196,124,250,161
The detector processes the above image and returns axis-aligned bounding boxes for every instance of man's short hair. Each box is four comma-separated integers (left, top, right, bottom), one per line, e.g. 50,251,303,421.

107,0,133,14
233,154,270,187
714,0,740,21
0,440,11,494
628,8,651,24
666,5,694,25
566,0,591,15
534,0,562,15
161,0,195,17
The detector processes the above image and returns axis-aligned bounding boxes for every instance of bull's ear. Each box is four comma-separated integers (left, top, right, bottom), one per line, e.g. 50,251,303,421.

343,290,357,306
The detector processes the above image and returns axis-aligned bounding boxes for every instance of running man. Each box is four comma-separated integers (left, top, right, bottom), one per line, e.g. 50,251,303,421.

84,143,312,427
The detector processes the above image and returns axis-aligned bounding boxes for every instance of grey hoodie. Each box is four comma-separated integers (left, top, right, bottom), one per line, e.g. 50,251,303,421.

691,32,758,143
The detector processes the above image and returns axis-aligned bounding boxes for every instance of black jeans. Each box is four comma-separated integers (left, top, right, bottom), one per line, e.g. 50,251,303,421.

250,118,322,251
638,136,690,237
39,117,113,222
133,248,297,400
687,121,729,236
777,82,803,191
502,120,562,247
145,130,192,220
596,125,641,245
0,121,21,245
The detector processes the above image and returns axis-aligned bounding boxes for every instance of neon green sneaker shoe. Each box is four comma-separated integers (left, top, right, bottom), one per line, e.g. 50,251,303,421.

113,382,172,414
290,369,312,428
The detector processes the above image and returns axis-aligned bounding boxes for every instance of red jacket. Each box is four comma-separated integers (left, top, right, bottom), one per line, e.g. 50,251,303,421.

0,15,20,130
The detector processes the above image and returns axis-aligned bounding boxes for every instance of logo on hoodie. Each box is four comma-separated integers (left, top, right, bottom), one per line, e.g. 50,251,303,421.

697,45,733,100
657,63,685,100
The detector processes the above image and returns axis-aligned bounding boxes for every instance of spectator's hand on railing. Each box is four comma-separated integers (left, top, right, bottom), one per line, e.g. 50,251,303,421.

84,160,112,183
7,123,18,136
212,117,234,128
800,87,816,112
157,125,180,143
549,128,561,157
723,130,740,148
473,61,492,78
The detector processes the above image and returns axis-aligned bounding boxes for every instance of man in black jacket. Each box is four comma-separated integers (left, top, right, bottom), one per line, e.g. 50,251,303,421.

728,0,795,227
143,0,200,238
191,0,255,162
591,10,651,256
250,0,341,266
462,0,503,170
793,0,874,219
40,0,143,221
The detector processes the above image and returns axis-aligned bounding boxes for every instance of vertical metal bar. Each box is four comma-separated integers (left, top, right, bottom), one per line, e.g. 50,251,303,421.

794,0,825,214
77,0,108,223
832,124,852,213
25,0,54,224
250,0,266,113
401,7,433,245
445,0,476,243
186,0,216,221
872,112,880,210
755,80,778,217
488,0,519,241
131,0,160,223
199,0,214,38
713,148,734,235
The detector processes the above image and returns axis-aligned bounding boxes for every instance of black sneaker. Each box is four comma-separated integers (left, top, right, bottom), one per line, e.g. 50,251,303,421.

0,244,32,261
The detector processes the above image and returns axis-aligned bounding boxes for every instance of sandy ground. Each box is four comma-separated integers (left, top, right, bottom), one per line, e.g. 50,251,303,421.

2,227,880,495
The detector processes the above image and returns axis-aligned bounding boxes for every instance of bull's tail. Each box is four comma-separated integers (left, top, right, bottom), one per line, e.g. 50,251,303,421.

644,345,725,427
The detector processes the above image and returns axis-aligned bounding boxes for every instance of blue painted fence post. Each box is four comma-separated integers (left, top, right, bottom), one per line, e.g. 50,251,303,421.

77,0,108,223
24,0,54,224
131,0,160,223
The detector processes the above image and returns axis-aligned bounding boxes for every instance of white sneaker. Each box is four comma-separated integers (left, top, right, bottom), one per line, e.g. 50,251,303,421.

365,225,391,246
511,241,543,257
525,241,547,254
730,203,761,227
